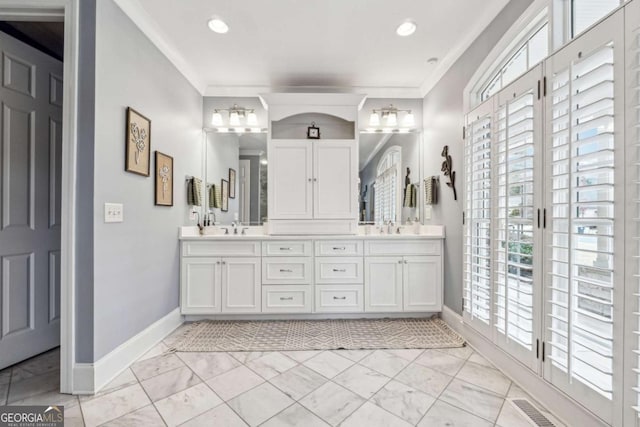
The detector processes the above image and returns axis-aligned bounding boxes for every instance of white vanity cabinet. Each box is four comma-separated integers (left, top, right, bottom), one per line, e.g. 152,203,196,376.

262,240,313,313
181,257,222,314
221,257,261,313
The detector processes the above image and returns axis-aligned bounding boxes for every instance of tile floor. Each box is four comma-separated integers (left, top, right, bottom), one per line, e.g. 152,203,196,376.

0,325,564,426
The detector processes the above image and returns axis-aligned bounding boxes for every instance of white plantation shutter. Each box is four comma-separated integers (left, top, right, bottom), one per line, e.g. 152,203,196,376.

547,41,617,402
374,161,399,224
464,106,493,329
494,90,536,351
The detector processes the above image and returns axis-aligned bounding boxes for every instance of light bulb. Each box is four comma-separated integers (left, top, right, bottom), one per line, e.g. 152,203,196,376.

369,112,380,126
246,112,258,126
403,112,415,127
229,111,241,126
208,18,229,34
386,112,398,127
396,20,416,37
211,112,223,126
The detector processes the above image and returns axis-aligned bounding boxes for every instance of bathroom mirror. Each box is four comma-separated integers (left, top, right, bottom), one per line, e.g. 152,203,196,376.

359,132,422,225
205,131,267,225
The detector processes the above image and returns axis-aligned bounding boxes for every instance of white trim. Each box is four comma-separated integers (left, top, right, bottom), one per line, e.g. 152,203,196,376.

441,306,609,427
419,0,511,97
0,0,80,395
185,312,438,322
90,308,183,393
463,0,549,112
205,85,422,99
72,363,94,395
111,0,206,94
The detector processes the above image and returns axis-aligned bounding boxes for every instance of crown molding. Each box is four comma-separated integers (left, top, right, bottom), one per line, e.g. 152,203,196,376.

419,0,510,98
112,0,206,94
205,85,422,99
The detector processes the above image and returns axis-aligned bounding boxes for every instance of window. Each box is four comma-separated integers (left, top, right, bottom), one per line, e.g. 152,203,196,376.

374,147,401,224
572,0,620,36
480,23,549,102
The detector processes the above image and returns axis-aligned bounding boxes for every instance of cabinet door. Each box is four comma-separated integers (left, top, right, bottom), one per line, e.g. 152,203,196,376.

221,257,261,313
313,140,358,219
403,256,441,312
365,257,403,312
269,140,313,219
181,257,221,314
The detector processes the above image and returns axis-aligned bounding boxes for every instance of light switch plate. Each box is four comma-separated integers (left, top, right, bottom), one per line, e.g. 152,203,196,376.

424,206,432,220
104,203,124,223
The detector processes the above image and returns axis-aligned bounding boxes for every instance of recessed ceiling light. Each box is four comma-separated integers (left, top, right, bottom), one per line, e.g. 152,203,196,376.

208,17,229,34
396,20,416,37
427,57,439,65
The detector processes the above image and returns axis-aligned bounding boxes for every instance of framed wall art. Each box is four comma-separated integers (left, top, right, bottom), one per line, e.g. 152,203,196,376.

125,107,151,176
155,151,173,206
229,168,236,199
221,179,229,212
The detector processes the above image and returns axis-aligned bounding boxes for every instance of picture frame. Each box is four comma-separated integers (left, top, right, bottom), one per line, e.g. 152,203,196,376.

125,107,151,176
229,168,236,199
221,179,229,212
154,151,173,206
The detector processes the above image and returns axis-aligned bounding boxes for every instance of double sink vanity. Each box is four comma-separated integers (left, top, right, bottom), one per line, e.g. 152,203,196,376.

183,93,444,319
179,225,444,318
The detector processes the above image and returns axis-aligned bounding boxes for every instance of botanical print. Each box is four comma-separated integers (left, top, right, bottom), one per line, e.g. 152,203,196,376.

130,122,147,165
155,151,173,206
125,107,151,176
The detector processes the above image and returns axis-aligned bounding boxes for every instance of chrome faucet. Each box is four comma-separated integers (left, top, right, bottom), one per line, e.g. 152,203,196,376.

241,227,249,235
231,221,239,235
387,220,395,235
208,211,217,226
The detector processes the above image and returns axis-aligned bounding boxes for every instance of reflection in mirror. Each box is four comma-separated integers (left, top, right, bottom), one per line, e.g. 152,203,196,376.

205,131,267,225
359,133,421,225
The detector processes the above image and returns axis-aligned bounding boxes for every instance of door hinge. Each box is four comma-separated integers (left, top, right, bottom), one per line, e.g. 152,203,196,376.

542,341,546,362
543,76,547,97
536,339,540,359
537,80,541,100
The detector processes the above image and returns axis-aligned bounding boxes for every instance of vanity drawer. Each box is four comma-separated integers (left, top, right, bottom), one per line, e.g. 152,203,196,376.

315,285,363,313
262,285,312,313
364,240,441,256
315,240,363,256
182,241,261,257
262,257,312,285
315,257,363,284
262,241,312,257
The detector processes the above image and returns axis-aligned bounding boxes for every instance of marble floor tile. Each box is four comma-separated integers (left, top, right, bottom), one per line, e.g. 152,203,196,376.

130,353,185,382
63,404,85,427
141,366,201,402
0,370,11,385
229,351,269,364
206,365,264,401
413,349,466,376
9,390,79,408
333,364,390,399
80,383,150,427
435,346,474,360
154,382,222,427
384,348,424,362
269,365,327,400
176,352,241,380
99,369,139,395
280,350,322,363
468,352,495,368
261,403,329,427
417,399,493,427
394,363,453,397
7,370,60,403
0,383,8,405
455,360,511,396
496,399,533,427
244,352,297,380
162,323,193,348
359,350,411,377
299,381,365,426
302,351,354,379
439,378,505,423
11,348,60,380
101,404,165,427
371,380,435,425
341,401,412,427
227,382,294,426
180,403,248,427
330,349,373,362
137,342,169,362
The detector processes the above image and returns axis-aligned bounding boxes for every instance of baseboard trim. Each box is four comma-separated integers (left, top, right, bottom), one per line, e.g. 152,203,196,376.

440,305,608,427
73,308,183,394
184,312,439,322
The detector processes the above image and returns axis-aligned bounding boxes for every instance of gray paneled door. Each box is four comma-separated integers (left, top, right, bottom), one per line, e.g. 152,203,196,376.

0,31,63,369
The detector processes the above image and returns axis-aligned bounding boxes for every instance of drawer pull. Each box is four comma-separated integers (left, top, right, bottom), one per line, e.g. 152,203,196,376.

279,247,292,251
333,296,347,300
332,247,346,250
280,297,294,301
332,268,347,273
279,269,293,273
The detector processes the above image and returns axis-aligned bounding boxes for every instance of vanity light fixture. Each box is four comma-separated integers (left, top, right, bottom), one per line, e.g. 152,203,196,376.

369,112,380,126
396,20,417,37
229,111,241,126
211,112,224,127
403,112,415,127
208,17,229,34
211,104,257,127
246,112,258,126
369,105,415,130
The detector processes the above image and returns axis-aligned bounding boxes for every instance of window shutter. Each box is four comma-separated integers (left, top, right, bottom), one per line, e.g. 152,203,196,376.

495,91,536,349
464,112,492,325
548,43,615,400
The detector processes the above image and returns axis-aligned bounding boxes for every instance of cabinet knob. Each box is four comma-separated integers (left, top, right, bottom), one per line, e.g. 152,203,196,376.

216,261,221,265
398,260,402,264
308,178,312,182
404,260,408,264
313,178,318,182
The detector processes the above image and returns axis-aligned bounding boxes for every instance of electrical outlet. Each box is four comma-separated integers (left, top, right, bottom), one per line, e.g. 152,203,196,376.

189,209,198,221
104,203,124,223
424,206,432,220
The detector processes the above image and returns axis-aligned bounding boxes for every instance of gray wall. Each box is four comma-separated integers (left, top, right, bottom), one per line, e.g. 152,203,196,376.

422,0,533,314
92,0,203,360
360,133,421,224
239,155,261,223
206,132,239,224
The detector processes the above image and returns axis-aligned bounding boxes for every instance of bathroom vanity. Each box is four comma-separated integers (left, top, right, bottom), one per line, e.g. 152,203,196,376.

179,226,444,318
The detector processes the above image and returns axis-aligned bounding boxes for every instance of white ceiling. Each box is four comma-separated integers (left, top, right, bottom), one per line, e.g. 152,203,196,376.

116,0,510,96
